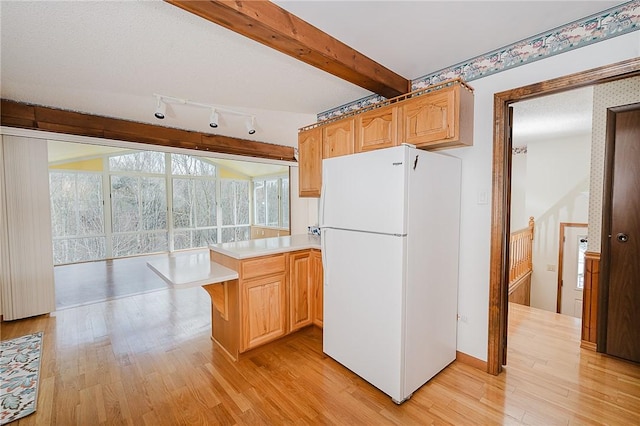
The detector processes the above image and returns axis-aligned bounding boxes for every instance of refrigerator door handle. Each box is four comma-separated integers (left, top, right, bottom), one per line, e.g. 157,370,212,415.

319,181,326,227
321,229,328,286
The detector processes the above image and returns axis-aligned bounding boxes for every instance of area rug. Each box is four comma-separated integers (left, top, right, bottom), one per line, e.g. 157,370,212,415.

0,332,43,425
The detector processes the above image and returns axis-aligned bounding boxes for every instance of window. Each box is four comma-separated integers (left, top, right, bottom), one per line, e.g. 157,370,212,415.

109,151,165,174
109,151,168,257
171,155,218,250
576,235,588,289
50,171,105,264
49,143,288,264
220,180,250,242
253,175,289,229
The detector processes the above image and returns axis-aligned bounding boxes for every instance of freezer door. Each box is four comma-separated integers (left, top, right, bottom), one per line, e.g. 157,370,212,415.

321,146,407,235
322,228,406,402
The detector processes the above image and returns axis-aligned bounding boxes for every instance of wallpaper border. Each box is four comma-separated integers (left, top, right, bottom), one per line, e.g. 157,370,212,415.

317,0,640,122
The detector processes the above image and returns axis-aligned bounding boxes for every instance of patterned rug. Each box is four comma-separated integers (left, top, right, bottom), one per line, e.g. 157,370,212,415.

0,332,43,425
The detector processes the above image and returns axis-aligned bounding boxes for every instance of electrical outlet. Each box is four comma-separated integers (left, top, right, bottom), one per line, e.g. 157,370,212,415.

458,315,469,323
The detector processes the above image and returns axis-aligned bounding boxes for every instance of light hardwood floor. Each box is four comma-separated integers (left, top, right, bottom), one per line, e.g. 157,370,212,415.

1,291,639,425
54,253,179,309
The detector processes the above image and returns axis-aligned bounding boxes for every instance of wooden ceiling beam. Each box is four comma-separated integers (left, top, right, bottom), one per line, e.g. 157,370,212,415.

166,0,411,99
0,99,295,162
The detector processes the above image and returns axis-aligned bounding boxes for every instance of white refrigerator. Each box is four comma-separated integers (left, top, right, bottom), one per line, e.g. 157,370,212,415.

319,144,461,404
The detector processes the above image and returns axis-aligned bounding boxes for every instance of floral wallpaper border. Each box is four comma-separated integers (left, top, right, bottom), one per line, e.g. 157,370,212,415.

318,0,639,122
513,146,528,155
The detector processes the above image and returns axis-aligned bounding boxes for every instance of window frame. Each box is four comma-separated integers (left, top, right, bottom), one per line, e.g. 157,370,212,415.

252,173,289,230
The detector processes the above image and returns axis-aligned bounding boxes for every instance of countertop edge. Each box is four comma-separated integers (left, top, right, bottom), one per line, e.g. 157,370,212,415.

209,243,321,259
147,258,239,289
209,235,321,260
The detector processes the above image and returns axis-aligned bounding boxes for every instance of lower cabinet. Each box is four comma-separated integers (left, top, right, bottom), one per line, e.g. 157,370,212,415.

241,273,287,351
209,249,324,359
311,250,323,327
289,251,313,332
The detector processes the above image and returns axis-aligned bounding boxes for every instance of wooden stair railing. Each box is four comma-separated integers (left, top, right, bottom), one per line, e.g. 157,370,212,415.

508,217,534,306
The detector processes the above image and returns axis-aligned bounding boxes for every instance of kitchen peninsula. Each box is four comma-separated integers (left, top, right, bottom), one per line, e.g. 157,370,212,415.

207,234,322,360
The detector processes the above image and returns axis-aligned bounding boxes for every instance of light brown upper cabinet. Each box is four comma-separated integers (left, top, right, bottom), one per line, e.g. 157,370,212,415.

297,79,474,197
355,105,399,152
401,84,473,149
323,119,355,158
298,126,322,198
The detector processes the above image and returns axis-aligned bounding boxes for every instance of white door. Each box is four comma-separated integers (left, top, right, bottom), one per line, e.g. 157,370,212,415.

560,227,587,318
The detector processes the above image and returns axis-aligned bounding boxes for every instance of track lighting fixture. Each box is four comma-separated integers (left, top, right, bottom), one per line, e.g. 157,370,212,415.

154,96,166,120
153,93,257,134
245,116,256,135
209,109,219,128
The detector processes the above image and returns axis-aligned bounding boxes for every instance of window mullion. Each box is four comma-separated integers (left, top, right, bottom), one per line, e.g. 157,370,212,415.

103,156,113,258
166,153,174,252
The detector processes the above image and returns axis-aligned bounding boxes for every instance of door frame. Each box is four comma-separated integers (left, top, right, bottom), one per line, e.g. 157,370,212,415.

488,57,640,375
556,222,588,314
596,101,640,353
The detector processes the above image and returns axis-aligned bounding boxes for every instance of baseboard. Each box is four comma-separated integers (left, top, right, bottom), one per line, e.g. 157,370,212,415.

456,350,488,371
580,340,597,351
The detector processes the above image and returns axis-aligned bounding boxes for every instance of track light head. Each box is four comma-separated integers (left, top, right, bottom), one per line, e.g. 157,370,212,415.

246,116,256,135
154,96,166,120
152,94,257,133
209,109,219,128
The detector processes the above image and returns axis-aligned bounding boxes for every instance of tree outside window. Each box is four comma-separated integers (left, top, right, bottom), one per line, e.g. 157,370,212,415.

49,147,287,264
253,175,289,229
50,171,105,264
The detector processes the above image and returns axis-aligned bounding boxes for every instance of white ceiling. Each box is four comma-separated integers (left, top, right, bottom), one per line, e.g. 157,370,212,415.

512,86,594,147
0,1,624,147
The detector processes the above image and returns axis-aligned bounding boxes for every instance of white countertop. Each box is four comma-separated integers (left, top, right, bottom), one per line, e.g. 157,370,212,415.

147,251,239,289
209,234,321,259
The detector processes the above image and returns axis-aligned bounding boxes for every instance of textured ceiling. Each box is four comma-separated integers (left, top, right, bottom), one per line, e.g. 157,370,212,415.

512,86,595,147
0,1,625,147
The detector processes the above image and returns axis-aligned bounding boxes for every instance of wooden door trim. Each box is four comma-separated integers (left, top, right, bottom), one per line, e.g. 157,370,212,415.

556,223,588,314
596,102,640,353
488,57,640,375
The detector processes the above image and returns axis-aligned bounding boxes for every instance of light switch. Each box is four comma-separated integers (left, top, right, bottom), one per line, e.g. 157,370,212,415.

477,190,489,205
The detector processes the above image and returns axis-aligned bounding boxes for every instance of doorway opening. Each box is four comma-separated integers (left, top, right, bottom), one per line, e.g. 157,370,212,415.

488,58,640,375
557,223,588,317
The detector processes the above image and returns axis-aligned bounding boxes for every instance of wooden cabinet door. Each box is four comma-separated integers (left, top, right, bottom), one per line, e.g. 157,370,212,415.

310,250,323,327
355,105,399,152
298,127,323,197
289,252,312,332
323,119,355,158
241,273,286,351
401,87,456,146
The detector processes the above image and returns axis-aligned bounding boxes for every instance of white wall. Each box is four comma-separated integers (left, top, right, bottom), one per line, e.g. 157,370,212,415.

526,136,590,312
438,31,639,362
0,136,5,318
289,167,318,235
510,152,528,232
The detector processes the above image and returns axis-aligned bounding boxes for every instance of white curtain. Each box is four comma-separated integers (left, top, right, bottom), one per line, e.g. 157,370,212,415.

0,135,55,320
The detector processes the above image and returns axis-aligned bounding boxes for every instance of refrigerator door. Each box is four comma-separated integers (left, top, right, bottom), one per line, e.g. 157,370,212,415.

320,146,408,235
322,227,406,402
